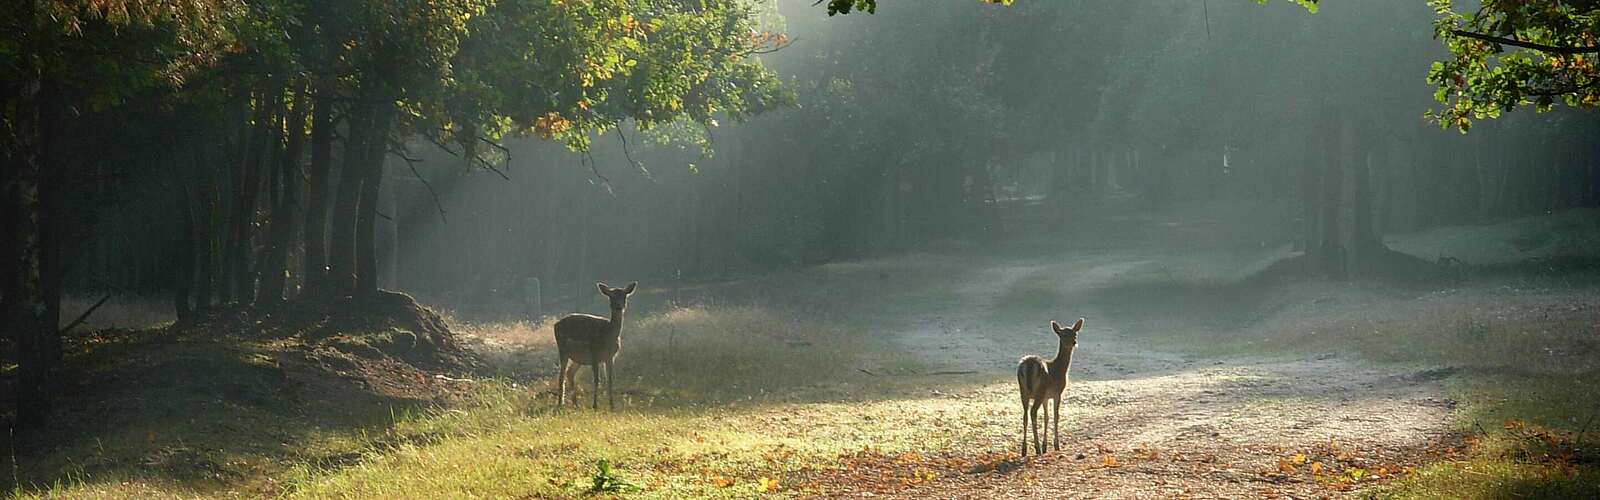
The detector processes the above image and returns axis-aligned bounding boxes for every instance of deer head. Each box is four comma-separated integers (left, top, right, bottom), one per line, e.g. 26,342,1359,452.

1049,318,1084,346
596,281,637,311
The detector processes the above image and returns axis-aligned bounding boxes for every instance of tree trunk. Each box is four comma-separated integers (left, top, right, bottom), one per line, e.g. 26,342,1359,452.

194,137,220,310
172,162,197,320
302,83,334,291
355,103,394,294
259,85,308,304
226,90,275,304
1347,140,1386,276
1315,107,1345,277
3,25,60,427
328,101,374,294
378,179,399,291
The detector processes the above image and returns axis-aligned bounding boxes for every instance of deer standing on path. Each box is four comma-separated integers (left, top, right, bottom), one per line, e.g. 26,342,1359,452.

554,281,636,410
1016,318,1082,456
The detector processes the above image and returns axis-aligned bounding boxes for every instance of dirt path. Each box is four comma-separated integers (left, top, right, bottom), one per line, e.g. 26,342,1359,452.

869,254,1459,498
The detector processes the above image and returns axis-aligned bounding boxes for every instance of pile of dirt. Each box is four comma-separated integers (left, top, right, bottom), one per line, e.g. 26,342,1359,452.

4,291,485,495
184,289,479,374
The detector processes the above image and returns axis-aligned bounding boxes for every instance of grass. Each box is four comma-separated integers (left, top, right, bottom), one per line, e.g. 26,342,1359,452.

1370,374,1600,499
16,207,1600,499
277,382,988,498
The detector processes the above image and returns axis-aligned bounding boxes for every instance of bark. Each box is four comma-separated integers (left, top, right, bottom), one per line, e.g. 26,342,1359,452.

258,85,308,304
328,101,374,294
226,90,275,304
1347,141,1385,276
194,139,220,310
354,103,394,294
302,83,334,290
3,20,56,427
378,179,399,290
173,162,196,320
1314,108,1345,277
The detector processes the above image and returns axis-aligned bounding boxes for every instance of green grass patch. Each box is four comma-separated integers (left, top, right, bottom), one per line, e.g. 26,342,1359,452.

1370,373,1600,499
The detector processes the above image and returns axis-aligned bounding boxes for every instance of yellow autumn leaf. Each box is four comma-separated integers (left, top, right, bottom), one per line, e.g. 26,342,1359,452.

757,476,780,493
1292,453,1307,464
710,475,735,488
1310,461,1324,475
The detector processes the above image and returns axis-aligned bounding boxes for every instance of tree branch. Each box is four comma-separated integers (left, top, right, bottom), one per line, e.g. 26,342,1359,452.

1451,30,1600,55
387,139,449,224
615,127,653,181
59,294,112,335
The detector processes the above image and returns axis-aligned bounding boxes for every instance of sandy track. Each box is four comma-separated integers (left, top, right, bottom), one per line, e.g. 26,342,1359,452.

868,256,1457,498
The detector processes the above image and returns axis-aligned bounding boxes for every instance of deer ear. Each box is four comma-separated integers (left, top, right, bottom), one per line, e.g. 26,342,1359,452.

623,282,637,294
1071,318,1084,332
596,282,609,294
1050,320,1065,333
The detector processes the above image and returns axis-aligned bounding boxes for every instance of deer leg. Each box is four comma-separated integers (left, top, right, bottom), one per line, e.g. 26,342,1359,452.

564,362,579,406
1052,397,1062,451
556,358,567,407
590,363,601,410
1029,399,1044,455
604,360,615,411
1020,395,1030,457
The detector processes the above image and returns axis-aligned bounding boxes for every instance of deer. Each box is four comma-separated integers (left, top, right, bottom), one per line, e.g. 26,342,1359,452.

1016,318,1082,457
553,281,636,410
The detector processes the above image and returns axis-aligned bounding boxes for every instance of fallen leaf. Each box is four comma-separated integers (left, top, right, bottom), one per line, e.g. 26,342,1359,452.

758,476,780,493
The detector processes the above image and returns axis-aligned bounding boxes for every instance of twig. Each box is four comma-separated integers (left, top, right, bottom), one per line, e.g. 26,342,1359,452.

1577,410,1597,448
858,368,877,376
615,127,653,181
387,139,448,223
59,293,112,335
581,149,615,197
477,137,513,172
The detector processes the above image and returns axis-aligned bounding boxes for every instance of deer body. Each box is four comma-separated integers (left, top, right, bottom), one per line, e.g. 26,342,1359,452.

554,281,636,410
1016,318,1082,456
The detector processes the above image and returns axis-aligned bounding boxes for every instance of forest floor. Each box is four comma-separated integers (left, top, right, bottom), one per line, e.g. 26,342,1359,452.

8,208,1600,499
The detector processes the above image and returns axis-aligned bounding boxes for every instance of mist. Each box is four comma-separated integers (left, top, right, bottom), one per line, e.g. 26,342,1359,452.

4,0,1598,497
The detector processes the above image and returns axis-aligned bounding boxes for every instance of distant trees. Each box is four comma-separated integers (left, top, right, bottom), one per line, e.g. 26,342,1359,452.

1,0,790,430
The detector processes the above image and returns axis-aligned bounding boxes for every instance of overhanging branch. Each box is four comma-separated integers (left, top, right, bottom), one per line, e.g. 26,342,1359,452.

1451,30,1600,55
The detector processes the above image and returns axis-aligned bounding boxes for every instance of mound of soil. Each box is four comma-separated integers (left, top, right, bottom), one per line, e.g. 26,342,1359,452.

3,291,485,495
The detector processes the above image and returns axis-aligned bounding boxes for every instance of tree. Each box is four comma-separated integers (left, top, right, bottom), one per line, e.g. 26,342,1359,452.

1428,0,1600,132
1,0,238,429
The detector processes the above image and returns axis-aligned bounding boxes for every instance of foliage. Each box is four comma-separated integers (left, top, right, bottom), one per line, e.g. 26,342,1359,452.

588,458,641,494
820,0,1311,16
1427,0,1600,132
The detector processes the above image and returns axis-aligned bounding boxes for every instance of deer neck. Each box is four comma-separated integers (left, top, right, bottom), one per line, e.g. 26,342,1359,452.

1050,341,1075,374
608,307,625,337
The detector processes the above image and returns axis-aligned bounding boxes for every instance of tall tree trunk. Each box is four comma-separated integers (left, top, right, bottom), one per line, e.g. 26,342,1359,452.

172,161,197,320
194,138,220,310
1299,137,1318,254
328,101,373,294
226,90,274,305
259,85,308,304
1315,107,1345,277
378,179,399,291
4,20,58,427
354,103,394,294
1347,139,1388,276
302,85,334,292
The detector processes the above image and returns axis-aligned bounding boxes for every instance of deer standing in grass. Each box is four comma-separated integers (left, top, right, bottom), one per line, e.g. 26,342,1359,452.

554,281,636,410
1017,318,1082,456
